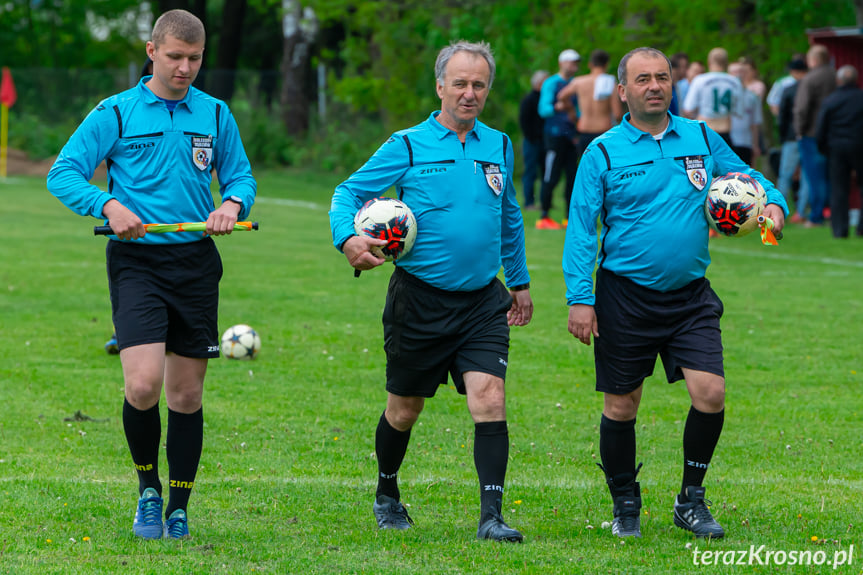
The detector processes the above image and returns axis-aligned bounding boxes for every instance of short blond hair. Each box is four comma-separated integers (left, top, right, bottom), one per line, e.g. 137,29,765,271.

152,9,205,48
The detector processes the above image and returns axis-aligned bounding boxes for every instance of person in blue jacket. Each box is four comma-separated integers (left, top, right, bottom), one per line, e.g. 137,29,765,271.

47,9,256,540
563,47,787,540
330,40,532,543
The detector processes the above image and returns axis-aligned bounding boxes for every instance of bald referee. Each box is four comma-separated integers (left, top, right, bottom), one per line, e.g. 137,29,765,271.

330,40,532,542
48,9,256,539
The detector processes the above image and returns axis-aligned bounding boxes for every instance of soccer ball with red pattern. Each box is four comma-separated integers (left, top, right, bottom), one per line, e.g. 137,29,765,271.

353,197,418,261
704,173,766,237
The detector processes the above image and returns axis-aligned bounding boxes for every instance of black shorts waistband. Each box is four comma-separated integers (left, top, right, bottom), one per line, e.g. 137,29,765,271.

393,265,493,298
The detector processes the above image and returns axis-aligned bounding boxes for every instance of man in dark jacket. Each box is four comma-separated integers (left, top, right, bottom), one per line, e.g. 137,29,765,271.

519,70,548,209
793,44,836,226
816,65,863,238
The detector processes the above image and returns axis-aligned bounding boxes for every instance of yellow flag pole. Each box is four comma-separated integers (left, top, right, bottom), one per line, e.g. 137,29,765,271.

0,103,8,179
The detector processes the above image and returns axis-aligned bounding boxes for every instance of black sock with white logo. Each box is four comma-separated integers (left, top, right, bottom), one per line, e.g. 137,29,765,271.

122,398,162,496
375,411,412,501
474,420,509,523
681,406,724,496
166,407,203,517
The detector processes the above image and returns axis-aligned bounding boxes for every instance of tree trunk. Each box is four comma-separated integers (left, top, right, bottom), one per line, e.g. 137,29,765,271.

280,1,317,136
855,0,863,27
212,0,247,101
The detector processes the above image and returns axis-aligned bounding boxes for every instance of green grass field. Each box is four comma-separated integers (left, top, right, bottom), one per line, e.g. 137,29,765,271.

1,172,861,574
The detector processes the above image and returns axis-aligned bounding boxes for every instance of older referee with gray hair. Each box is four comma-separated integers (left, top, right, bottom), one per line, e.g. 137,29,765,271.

330,40,532,542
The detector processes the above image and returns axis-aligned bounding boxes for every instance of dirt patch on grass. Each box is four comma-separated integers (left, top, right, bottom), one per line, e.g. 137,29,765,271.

3,148,106,178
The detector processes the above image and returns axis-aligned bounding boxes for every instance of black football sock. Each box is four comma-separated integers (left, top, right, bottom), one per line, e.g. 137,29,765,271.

681,406,725,495
375,410,412,501
474,420,509,523
165,407,203,517
122,398,162,496
599,415,637,495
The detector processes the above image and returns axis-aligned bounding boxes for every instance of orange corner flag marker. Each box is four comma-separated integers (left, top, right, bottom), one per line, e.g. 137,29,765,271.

757,215,780,246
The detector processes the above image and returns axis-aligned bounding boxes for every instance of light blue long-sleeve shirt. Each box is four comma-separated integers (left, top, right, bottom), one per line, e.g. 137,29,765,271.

563,113,788,305
330,112,530,292
47,79,256,244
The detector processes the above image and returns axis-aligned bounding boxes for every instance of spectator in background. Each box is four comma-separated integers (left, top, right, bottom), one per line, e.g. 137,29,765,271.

683,48,743,146
738,56,766,101
670,52,689,115
519,70,549,209
680,60,705,103
537,49,581,229
556,49,623,165
728,62,762,167
794,44,836,227
767,54,806,117
816,65,863,238
776,59,810,221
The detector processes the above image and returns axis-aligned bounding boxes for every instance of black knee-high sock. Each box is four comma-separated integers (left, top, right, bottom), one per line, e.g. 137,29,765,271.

474,420,509,522
165,407,203,517
375,411,412,501
599,415,637,494
122,398,162,496
682,406,724,494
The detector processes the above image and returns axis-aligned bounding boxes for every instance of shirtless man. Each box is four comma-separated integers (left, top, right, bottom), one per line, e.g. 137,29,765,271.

557,49,623,155
682,47,742,145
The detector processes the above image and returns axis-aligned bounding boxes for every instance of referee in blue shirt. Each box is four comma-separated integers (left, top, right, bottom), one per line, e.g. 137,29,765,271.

48,10,256,540
330,41,532,542
564,47,787,540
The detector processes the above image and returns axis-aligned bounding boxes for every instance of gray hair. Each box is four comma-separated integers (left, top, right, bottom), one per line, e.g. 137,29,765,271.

530,70,549,90
617,47,672,85
435,41,496,90
837,65,858,86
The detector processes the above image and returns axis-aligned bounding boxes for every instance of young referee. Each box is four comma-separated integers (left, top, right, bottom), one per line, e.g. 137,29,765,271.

47,9,256,539
564,47,787,539
330,41,533,542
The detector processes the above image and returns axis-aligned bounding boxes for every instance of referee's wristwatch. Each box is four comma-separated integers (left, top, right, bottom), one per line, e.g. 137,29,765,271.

224,195,243,208
510,282,530,292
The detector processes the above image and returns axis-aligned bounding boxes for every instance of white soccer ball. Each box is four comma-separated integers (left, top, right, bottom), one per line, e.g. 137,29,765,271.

353,197,418,261
704,172,766,237
221,324,261,360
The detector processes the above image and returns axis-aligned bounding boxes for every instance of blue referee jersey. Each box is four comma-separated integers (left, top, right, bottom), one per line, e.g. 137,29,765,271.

47,78,256,244
330,111,530,292
563,113,789,305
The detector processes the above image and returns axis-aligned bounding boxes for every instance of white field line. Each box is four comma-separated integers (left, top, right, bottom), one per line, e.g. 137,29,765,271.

1,474,860,490
255,196,327,211
709,244,863,269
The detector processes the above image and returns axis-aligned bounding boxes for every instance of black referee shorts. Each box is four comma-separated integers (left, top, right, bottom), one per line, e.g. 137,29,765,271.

383,266,512,398
593,268,724,395
107,237,223,358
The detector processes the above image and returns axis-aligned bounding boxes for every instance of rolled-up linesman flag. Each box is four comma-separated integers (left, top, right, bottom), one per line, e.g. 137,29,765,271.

94,221,259,235
757,215,782,245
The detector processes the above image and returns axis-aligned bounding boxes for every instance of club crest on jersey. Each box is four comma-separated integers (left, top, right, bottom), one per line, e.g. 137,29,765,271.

481,163,503,196
192,135,213,171
683,156,707,190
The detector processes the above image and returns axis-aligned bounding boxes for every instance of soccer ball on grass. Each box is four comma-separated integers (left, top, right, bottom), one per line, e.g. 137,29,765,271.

221,324,261,360
704,172,766,237
353,197,417,261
